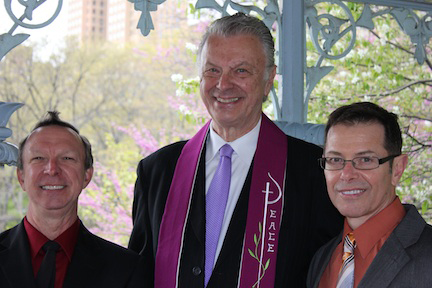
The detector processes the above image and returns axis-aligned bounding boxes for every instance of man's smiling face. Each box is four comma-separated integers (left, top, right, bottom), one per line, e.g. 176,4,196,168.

17,125,93,214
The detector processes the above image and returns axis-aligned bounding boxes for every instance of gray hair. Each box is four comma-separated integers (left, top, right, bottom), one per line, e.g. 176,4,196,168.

197,13,275,78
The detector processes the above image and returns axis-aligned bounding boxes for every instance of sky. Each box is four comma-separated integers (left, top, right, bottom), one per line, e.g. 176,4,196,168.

0,0,68,57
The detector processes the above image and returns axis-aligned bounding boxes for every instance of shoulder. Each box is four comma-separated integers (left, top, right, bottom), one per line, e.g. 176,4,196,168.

420,223,432,243
285,135,323,173
396,205,432,252
0,226,14,242
70,225,150,287
286,135,323,155
0,222,22,250
388,207,432,283
79,224,139,261
138,140,188,168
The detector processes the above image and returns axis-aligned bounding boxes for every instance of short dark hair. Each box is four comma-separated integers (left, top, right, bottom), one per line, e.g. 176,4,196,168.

17,111,93,170
325,102,403,156
197,12,275,78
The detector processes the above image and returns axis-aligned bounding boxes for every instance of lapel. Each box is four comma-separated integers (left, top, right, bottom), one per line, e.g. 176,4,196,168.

311,234,342,288
359,204,425,287
189,149,206,247
0,221,37,288
63,224,101,288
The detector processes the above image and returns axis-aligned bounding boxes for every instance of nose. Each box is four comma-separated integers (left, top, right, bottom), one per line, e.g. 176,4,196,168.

340,161,358,181
44,159,60,176
216,72,233,91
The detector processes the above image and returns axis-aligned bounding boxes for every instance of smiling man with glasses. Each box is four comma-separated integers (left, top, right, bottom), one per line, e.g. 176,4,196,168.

307,101,432,288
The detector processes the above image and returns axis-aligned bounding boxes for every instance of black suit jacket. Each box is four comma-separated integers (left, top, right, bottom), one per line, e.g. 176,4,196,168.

0,220,148,288
129,135,343,287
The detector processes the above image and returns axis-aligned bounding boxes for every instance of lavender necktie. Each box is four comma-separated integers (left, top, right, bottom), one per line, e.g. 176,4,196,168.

205,144,234,286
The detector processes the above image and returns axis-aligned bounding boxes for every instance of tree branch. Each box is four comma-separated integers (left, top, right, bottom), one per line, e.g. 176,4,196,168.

400,115,432,122
355,79,432,98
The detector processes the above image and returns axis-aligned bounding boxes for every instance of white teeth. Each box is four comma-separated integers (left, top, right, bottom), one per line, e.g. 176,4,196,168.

41,186,65,190
217,97,238,103
342,189,364,195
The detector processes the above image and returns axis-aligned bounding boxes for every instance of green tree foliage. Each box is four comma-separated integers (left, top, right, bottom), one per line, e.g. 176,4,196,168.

306,3,431,218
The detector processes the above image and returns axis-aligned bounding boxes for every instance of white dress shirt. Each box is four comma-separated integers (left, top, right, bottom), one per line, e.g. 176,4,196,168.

205,117,261,266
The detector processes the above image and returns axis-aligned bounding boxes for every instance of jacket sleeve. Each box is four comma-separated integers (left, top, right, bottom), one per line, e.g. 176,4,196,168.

128,141,187,286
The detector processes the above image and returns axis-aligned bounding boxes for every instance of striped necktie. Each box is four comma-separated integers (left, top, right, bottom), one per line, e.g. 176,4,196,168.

336,233,356,288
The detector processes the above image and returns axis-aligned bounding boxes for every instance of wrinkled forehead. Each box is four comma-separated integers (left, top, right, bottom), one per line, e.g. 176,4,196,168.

199,34,264,64
199,34,267,73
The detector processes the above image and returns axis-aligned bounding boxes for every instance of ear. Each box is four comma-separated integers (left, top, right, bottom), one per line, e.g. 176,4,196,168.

16,168,26,191
391,154,408,186
265,65,277,95
82,167,94,189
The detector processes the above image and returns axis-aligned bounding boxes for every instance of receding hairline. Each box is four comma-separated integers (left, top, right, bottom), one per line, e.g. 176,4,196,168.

22,125,87,159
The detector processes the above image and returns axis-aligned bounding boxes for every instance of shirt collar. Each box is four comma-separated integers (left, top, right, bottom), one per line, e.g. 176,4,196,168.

207,117,261,164
343,197,406,258
24,217,80,262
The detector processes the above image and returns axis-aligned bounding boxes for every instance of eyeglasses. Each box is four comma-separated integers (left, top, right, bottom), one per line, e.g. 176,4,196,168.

318,155,400,171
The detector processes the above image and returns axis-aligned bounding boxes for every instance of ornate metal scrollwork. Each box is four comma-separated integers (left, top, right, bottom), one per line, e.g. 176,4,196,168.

0,0,63,61
305,0,358,107
391,8,432,65
129,0,166,36
0,102,24,167
306,0,357,60
305,0,432,100
195,0,280,29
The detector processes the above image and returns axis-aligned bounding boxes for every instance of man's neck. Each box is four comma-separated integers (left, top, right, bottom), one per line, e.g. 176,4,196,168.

346,196,398,230
26,207,78,240
211,116,261,142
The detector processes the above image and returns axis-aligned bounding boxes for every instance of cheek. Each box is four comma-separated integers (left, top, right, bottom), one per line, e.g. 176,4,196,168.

200,82,214,101
239,79,256,92
19,168,37,188
324,172,337,187
201,77,217,91
360,173,376,187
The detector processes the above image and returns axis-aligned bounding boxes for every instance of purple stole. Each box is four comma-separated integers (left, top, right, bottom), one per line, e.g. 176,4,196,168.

155,114,287,287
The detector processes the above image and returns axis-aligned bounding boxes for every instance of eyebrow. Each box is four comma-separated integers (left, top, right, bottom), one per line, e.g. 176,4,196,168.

205,61,253,68
325,150,378,157
231,61,254,69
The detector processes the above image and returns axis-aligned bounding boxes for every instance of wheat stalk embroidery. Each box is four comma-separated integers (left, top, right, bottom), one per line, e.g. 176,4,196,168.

248,222,270,287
